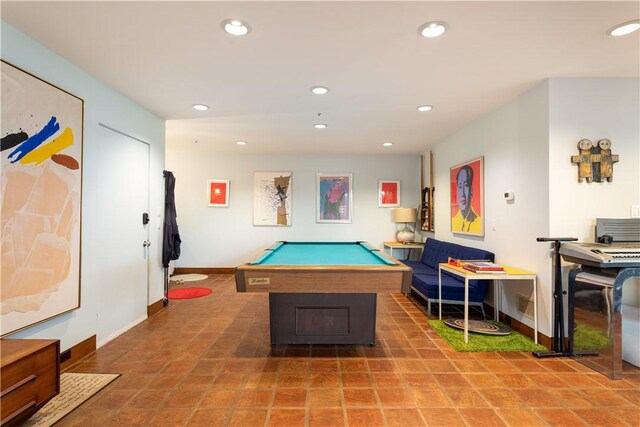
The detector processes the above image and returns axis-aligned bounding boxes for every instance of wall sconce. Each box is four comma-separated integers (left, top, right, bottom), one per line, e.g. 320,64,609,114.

391,208,417,243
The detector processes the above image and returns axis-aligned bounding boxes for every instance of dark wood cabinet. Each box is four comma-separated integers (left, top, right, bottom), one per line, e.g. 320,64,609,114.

1,339,60,426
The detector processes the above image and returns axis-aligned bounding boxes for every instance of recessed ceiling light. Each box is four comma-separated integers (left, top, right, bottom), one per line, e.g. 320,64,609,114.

383,142,393,147
236,141,247,145
221,19,250,36
311,86,329,95
608,19,640,36
417,105,433,112
418,21,447,38
314,124,327,129
193,104,209,111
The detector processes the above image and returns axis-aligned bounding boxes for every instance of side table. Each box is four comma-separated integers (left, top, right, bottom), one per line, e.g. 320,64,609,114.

383,241,424,261
438,263,538,344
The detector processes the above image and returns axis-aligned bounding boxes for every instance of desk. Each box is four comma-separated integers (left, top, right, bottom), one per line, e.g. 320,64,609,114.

438,263,538,344
383,241,424,261
236,241,412,345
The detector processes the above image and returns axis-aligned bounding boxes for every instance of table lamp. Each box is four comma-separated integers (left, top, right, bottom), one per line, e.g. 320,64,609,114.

391,208,417,243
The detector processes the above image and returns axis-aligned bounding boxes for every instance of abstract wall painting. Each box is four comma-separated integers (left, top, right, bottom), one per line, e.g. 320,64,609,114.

378,180,400,207
1,60,84,336
317,173,352,223
207,179,229,207
253,172,292,226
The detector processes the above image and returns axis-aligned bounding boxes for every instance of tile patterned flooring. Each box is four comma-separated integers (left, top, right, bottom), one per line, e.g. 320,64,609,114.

61,274,640,426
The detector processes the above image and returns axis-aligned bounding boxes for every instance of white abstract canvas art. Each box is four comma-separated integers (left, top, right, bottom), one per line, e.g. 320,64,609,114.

253,172,292,226
1,60,84,335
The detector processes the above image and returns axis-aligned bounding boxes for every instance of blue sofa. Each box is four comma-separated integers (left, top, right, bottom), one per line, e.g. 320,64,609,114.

402,238,495,317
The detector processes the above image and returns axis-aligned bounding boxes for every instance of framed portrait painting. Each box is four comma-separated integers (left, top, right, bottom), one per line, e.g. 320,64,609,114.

207,179,229,207
317,173,352,223
253,172,292,226
1,60,84,336
378,180,400,207
450,157,484,236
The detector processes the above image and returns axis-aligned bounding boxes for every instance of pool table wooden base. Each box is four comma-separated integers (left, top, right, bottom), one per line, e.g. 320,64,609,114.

269,293,377,345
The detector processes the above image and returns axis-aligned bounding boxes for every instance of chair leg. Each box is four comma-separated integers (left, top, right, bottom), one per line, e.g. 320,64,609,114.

480,304,487,320
427,300,432,317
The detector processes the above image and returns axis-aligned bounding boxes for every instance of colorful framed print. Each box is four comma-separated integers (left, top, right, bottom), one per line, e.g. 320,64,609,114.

317,173,353,223
378,180,400,207
207,179,229,207
450,157,484,236
253,172,292,226
1,60,84,336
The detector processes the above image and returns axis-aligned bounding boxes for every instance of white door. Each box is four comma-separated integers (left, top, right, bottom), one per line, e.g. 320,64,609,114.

93,125,149,343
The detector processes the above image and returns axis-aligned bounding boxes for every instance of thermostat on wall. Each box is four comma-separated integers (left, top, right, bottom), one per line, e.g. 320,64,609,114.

503,192,514,201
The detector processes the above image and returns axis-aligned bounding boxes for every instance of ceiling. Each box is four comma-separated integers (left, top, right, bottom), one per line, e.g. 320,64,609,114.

2,1,638,155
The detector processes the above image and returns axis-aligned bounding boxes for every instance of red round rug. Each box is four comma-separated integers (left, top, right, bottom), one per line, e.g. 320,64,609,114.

168,287,212,299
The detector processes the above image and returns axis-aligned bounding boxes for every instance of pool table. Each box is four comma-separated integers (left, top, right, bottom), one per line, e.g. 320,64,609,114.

235,241,412,345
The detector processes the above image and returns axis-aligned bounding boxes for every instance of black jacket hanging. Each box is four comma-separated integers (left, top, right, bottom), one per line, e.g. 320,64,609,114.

162,170,181,268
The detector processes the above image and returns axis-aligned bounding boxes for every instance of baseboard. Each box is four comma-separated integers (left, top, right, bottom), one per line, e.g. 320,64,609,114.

493,308,551,349
60,335,96,371
147,299,164,317
173,267,235,274
97,315,147,349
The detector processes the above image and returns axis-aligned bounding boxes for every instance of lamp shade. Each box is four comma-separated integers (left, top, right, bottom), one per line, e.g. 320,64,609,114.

391,208,417,223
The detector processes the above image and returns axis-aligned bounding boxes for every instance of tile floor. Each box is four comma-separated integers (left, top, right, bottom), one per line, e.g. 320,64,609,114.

61,274,640,426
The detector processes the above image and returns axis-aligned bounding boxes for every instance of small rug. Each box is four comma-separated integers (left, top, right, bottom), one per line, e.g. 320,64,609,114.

444,318,512,336
170,273,208,284
429,319,547,352
168,286,212,299
24,372,120,426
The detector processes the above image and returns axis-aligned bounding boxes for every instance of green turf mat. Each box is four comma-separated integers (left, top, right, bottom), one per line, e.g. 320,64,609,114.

428,319,547,352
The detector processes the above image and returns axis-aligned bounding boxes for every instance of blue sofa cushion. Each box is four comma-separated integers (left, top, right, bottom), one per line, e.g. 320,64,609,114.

403,260,438,277
436,242,460,266
412,272,488,303
420,238,442,268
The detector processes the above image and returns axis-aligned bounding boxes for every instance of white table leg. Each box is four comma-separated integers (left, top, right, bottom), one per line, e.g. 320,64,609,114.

438,267,442,320
464,277,469,343
533,276,538,344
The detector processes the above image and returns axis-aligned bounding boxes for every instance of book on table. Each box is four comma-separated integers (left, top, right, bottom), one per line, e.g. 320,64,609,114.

462,261,505,273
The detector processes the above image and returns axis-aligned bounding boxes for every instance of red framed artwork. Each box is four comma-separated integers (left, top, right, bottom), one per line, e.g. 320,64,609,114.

378,180,400,207
208,179,229,207
450,157,484,236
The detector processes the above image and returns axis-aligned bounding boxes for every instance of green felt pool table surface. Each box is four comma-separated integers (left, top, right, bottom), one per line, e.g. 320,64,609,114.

250,241,395,266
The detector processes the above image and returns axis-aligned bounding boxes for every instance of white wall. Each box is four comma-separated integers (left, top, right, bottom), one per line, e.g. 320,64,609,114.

2,23,166,349
165,152,420,267
423,78,639,338
424,81,552,334
549,78,640,310
548,78,640,241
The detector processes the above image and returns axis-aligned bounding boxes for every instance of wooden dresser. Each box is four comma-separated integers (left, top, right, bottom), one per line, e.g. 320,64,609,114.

1,339,60,426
